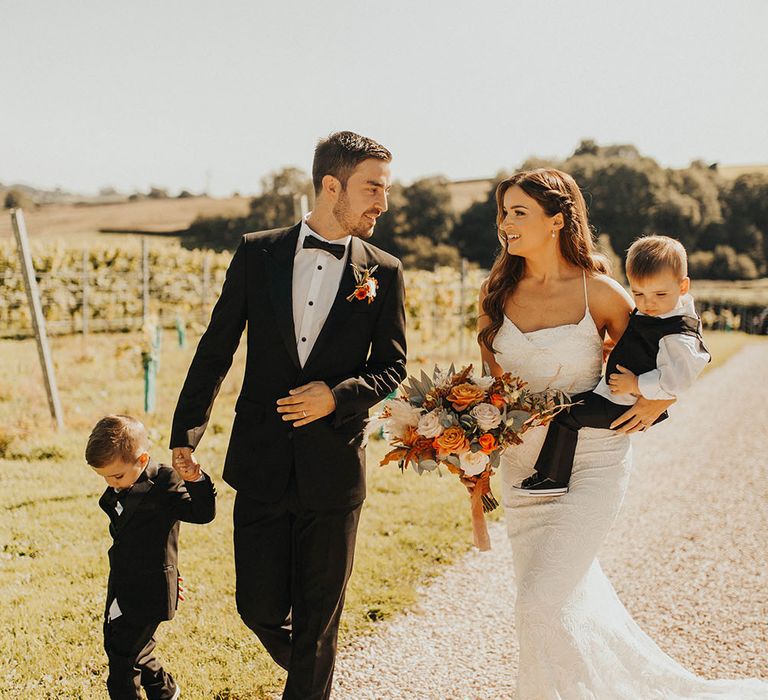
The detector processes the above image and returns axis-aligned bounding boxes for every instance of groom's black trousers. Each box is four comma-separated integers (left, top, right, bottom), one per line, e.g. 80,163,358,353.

233,476,362,700
534,391,668,483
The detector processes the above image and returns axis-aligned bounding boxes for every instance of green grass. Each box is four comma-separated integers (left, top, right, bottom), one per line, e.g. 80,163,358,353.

0,328,761,697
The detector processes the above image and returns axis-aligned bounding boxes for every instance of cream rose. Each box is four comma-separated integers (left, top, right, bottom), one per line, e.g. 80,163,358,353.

473,375,495,391
416,410,444,439
460,449,490,477
470,402,502,431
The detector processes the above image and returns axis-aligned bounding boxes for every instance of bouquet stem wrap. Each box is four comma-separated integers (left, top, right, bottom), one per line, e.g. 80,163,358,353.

470,472,493,551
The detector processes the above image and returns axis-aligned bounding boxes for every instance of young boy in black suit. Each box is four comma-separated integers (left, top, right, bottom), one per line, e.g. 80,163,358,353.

86,414,216,700
515,235,710,496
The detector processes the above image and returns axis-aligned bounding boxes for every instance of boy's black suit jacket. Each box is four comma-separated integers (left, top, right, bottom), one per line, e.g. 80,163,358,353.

99,460,216,622
170,224,407,509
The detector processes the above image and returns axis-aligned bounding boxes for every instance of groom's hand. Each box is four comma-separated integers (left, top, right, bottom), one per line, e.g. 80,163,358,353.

276,381,336,427
172,447,201,480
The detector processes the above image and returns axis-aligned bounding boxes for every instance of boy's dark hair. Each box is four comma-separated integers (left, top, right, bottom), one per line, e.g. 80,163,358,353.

625,234,688,281
312,131,391,195
85,414,148,468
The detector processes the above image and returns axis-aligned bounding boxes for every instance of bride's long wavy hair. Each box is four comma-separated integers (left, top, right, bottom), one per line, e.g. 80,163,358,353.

479,168,609,353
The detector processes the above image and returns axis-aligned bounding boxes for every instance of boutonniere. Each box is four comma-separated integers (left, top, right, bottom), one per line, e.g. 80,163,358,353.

346,263,379,304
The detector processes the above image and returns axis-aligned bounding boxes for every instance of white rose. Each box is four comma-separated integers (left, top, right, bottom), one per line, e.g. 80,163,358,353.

460,450,489,477
365,279,377,298
473,375,495,391
470,403,502,431
416,410,444,438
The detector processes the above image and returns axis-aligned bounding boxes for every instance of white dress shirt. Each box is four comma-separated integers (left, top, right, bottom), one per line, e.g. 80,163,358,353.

594,294,711,405
292,216,351,367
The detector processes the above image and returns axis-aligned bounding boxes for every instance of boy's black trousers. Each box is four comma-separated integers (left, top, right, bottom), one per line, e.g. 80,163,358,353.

534,390,668,483
103,616,177,700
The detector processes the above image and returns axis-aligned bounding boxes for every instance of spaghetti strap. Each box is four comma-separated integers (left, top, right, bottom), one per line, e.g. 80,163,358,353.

582,271,590,318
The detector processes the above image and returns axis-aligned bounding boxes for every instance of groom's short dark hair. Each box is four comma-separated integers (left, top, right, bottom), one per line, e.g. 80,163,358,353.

313,131,391,195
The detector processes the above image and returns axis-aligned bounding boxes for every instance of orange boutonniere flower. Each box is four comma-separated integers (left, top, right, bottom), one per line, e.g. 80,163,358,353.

346,263,379,304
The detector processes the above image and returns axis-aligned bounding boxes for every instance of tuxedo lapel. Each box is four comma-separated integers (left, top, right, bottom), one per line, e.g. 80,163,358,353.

302,237,370,373
114,461,157,533
265,224,302,370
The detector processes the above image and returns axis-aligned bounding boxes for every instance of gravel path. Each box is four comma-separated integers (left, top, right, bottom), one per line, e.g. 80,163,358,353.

331,343,768,699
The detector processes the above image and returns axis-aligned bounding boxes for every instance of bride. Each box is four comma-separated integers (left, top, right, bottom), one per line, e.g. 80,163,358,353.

476,168,768,699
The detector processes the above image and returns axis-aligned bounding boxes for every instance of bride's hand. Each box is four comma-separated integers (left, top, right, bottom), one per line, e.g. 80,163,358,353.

459,475,476,495
610,396,675,434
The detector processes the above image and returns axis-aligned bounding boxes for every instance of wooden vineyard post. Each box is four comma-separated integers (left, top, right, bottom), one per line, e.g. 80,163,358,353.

142,320,161,413
10,209,64,429
81,247,89,338
142,237,150,328
175,315,186,348
201,252,210,325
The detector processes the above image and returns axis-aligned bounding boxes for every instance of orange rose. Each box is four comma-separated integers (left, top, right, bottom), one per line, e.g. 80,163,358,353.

433,426,470,454
447,383,486,411
489,393,506,410
354,287,368,300
478,433,498,454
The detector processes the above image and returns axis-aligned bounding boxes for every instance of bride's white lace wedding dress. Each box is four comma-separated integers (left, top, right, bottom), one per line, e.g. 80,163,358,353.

493,276,768,699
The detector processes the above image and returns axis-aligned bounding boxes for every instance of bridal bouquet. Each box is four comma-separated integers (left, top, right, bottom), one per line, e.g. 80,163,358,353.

368,365,569,551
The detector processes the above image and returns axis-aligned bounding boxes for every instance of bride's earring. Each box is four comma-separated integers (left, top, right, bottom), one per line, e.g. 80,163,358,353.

551,231,556,238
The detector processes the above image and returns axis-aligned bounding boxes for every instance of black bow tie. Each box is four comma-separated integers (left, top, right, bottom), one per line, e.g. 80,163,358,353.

302,235,346,260
103,488,130,514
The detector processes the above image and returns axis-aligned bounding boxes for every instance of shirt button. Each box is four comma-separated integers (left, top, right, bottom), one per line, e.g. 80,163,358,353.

308,301,314,306
317,265,323,270
301,337,307,342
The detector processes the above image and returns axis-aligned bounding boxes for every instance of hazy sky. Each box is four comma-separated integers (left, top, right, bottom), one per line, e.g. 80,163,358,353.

2,0,767,196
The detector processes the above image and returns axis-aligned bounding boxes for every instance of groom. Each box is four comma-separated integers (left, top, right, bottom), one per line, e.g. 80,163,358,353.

170,131,406,699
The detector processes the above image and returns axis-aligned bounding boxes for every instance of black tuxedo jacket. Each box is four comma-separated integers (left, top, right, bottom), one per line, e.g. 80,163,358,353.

99,461,216,622
170,223,407,509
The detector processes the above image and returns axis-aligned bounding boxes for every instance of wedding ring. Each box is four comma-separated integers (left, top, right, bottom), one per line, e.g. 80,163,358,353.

302,410,307,418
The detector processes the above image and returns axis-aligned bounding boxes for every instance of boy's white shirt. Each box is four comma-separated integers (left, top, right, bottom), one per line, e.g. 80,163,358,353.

593,293,710,406
108,597,122,621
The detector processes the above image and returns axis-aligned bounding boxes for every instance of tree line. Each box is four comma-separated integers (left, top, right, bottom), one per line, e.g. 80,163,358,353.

182,140,768,279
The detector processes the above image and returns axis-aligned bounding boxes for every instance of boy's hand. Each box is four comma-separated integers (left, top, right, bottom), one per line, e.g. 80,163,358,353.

178,576,185,602
172,447,201,481
608,365,639,396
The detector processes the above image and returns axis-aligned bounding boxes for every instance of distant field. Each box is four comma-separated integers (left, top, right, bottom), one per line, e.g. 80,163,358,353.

716,164,768,180
0,196,251,242
693,278,768,306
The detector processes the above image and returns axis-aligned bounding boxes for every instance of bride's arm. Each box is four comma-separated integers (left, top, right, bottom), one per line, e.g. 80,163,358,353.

589,274,676,434
477,281,504,377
